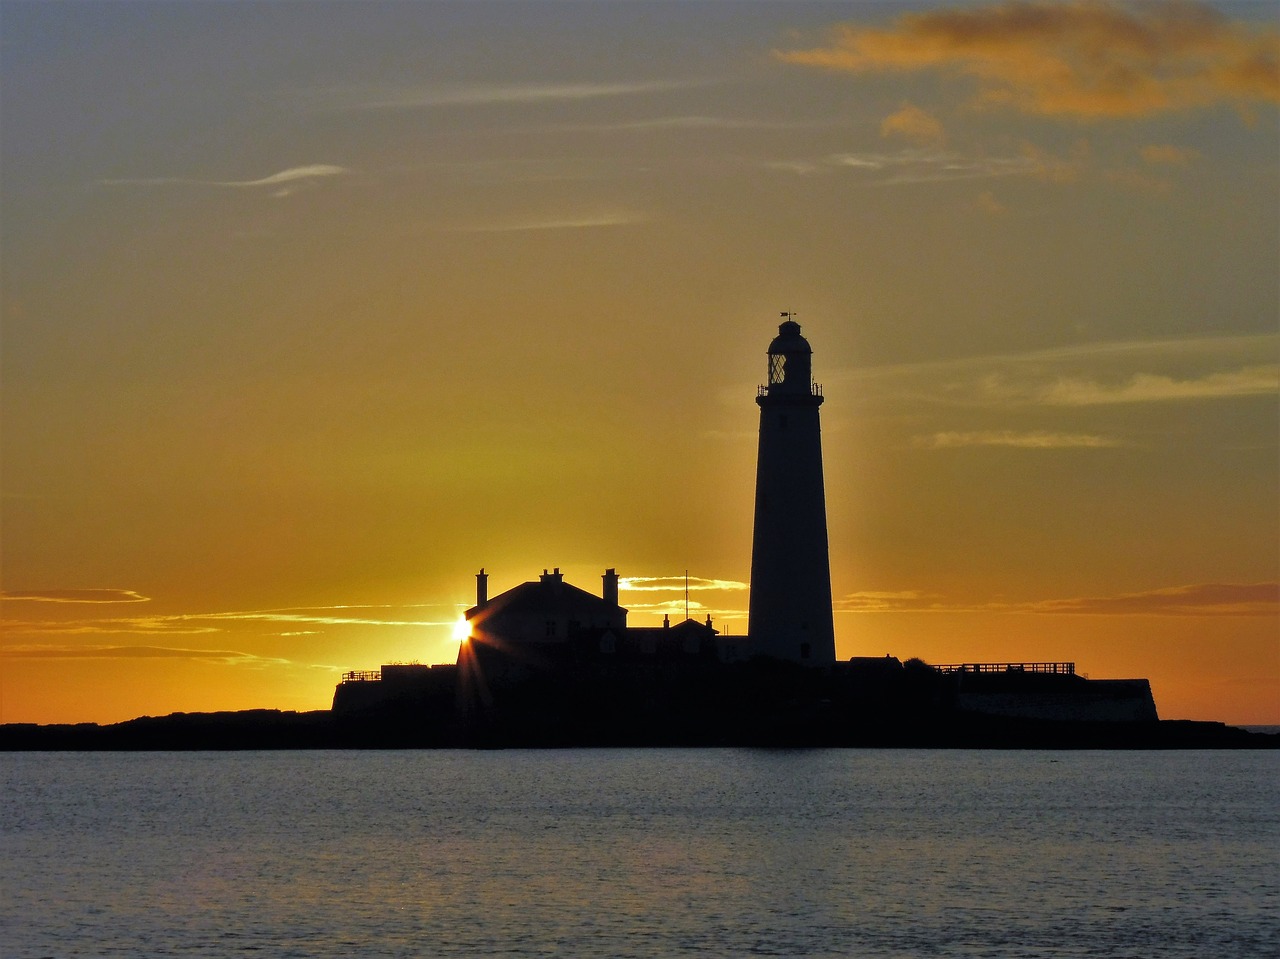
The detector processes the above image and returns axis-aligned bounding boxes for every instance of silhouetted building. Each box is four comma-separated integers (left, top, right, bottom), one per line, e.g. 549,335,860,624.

466,567,626,646
460,567,742,686
748,316,836,664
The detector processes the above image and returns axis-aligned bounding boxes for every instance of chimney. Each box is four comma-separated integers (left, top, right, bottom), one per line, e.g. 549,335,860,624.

602,568,619,607
541,568,564,585
476,568,488,607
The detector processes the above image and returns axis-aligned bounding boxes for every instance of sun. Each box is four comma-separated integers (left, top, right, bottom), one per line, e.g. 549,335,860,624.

452,616,472,643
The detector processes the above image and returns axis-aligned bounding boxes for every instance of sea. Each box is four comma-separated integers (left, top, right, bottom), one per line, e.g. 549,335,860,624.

2,749,1276,958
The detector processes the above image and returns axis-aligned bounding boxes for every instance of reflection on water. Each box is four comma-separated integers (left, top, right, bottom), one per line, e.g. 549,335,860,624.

2,750,1277,958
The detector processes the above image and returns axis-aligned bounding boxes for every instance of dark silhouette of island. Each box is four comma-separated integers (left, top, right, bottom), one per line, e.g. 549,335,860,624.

7,319,1272,751
1,662,1273,750
4,565,1274,751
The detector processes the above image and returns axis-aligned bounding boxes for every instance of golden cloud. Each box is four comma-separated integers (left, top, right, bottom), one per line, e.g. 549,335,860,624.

1028,582,1280,616
913,430,1121,449
0,644,293,664
2,589,150,604
620,576,749,592
837,582,1279,615
1039,365,1280,405
880,103,946,144
0,603,464,641
775,1,1280,119
843,336,1279,410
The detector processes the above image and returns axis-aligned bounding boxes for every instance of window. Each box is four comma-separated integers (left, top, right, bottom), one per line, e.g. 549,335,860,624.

769,353,786,384
800,643,811,660
545,620,557,637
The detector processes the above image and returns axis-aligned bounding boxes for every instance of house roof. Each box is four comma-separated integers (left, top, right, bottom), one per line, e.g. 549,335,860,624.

466,577,625,620
627,617,719,637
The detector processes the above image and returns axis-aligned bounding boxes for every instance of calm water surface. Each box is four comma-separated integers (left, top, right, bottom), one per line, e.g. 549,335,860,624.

2,750,1276,958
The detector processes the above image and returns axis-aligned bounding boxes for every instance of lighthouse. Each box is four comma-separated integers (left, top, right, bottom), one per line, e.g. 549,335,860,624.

747,315,836,664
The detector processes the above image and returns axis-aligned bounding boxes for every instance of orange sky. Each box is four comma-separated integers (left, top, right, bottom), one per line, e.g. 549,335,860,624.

2,1,1277,726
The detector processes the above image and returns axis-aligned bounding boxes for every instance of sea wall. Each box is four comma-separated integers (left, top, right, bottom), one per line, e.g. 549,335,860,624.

957,679,1158,723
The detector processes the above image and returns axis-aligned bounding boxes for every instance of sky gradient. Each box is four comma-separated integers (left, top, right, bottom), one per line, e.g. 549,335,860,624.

2,0,1277,726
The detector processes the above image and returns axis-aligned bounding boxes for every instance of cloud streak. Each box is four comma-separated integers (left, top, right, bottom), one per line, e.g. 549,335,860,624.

914,430,1120,449
880,103,946,145
579,115,798,132
768,139,1094,186
836,590,935,612
2,622,220,637
775,0,1280,119
1,603,466,639
838,582,1278,616
451,210,645,233
167,605,460,628
1038,367,1279,405
100,165,348,197
1027,582,1279,616
302,80,691,112
2,589,150,604
622,599,750,623
842,333,1279,409
769,147,1045,184
0,644,295,665
620,576,750,592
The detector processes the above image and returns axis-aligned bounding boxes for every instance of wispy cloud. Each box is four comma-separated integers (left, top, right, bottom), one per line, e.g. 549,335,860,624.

1038,367,1279,405
618,576,749,625
622,598,749,623
880,103,946,145
450,210,645,233
768,139,1093,185
1,603,465,639
621,576,749,592
2,622,220,637
1026,582,1279,616
842,333,1279,409
0,644,296,666
558,115,802,133
837,582,1279,616
209,165,348,188
167,603,461,628
769,147,1044,184
301,80,692,112
913,430,1121,449
100,165,349,197
2,589,149,604
626,598,707,613
836,590,936,612
775,1,1280,119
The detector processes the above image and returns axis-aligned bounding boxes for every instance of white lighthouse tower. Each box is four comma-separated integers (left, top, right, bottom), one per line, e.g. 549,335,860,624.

747,315,837,665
